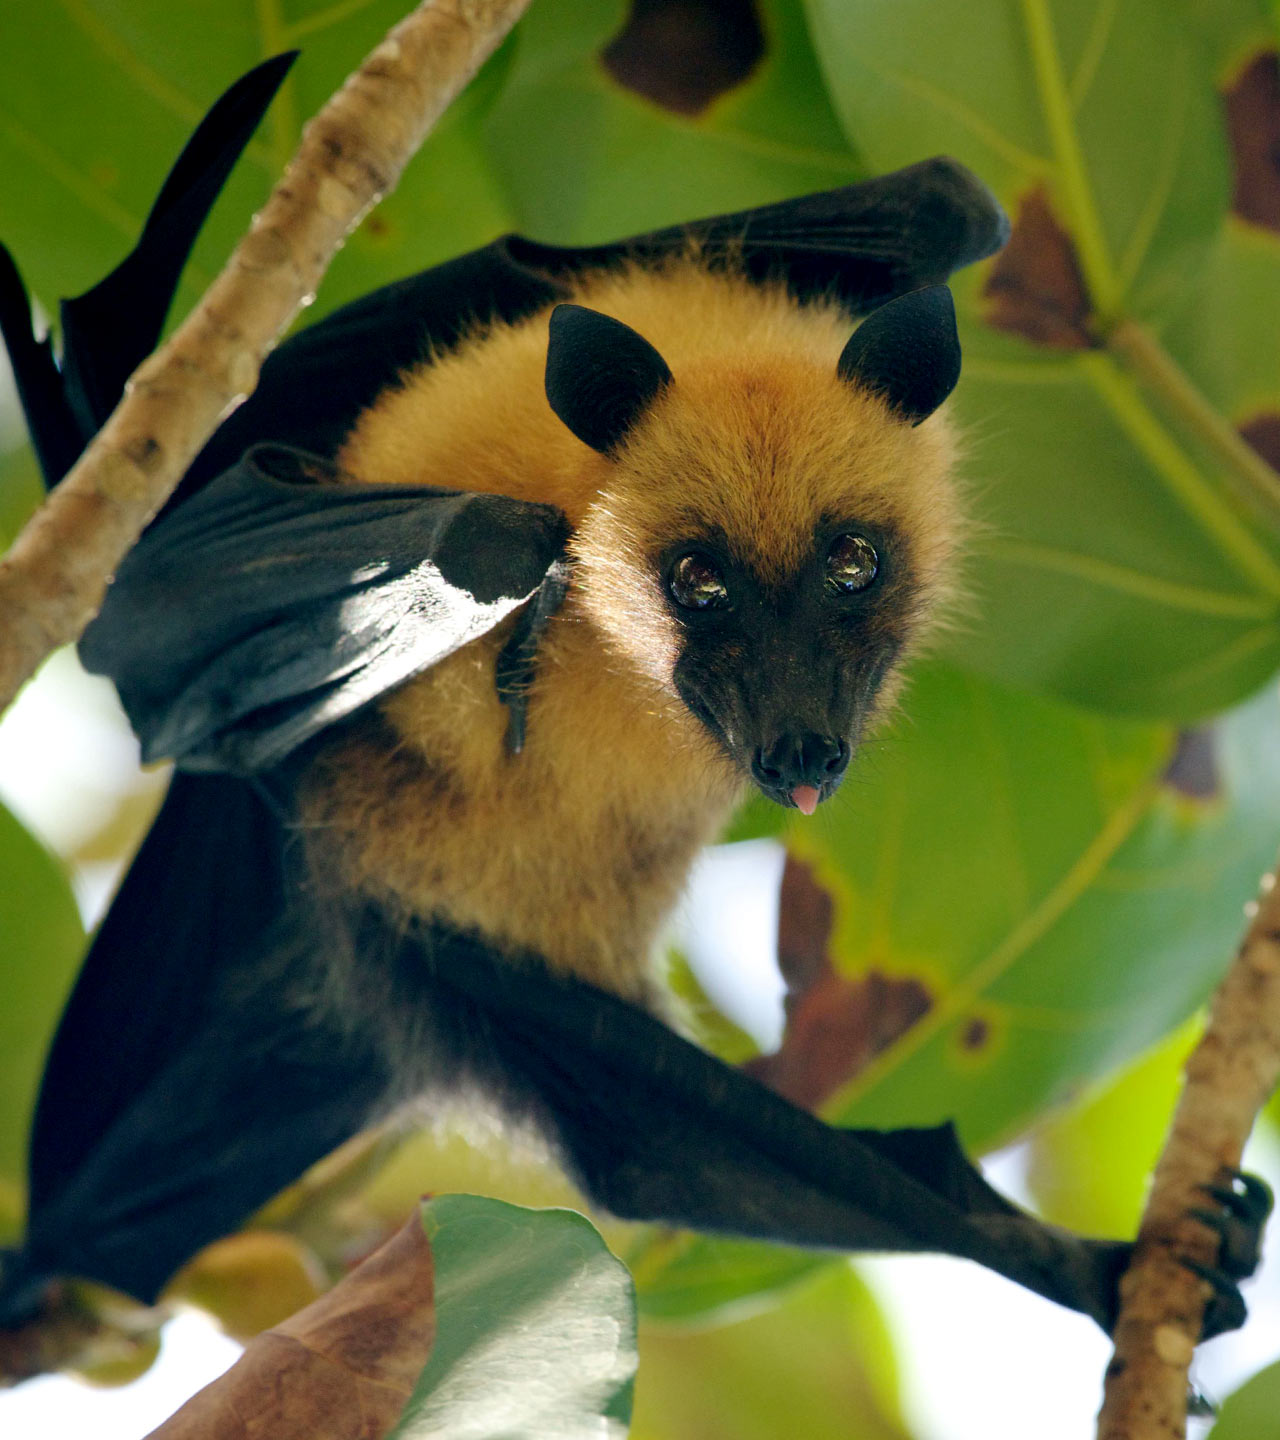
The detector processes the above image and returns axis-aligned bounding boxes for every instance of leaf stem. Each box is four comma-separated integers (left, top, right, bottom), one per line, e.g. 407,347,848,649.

1020,0,1121,316
1079,352,1280,598
1109,318,1280,533
254,0,298,175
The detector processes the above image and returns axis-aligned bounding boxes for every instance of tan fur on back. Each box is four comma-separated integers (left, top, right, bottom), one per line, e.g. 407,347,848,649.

303,260,961,1000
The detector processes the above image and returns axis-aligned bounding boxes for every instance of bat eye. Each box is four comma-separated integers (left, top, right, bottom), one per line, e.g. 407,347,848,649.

826,533,879,594
669,552,730,611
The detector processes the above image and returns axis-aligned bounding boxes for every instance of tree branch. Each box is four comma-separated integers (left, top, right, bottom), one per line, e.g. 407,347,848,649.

0,0,533,715
1096,857,1280,1440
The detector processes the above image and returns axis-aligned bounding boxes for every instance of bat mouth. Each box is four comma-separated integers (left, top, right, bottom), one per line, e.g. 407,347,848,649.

751,774,845,812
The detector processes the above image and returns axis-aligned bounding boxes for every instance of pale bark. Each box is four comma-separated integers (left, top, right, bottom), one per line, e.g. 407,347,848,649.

1096,860,1280,1440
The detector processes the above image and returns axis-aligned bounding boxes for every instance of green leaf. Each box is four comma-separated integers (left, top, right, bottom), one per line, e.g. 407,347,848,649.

0,1,516,323
630,1232,831,1324
0,798,83,1238
0,443,42,549
777,665,1280,1149
1023,1017,1199,1236
629,670,1280,1314
1208,1355,1280,1439
804,0,1228,317
481,0,860,245
803,0,1280,719
630,1264,912,1440
390,1195,636,1440
942,328,1280,718
1161,218,1280,424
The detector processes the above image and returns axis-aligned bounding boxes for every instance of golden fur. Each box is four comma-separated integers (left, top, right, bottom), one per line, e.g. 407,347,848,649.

302,260,961,1000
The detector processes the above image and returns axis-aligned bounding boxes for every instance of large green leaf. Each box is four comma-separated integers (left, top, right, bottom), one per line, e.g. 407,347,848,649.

629,669,1280,1312
802,0,1280,719
389,1195,636,1440
809,668,1280,1143
804,0,1228,315
631,1264,912,1440
0,798,83,1239
481,0,861,244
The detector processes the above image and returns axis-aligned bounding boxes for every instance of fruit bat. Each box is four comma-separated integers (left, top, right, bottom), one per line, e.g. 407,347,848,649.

0,55,1267,1341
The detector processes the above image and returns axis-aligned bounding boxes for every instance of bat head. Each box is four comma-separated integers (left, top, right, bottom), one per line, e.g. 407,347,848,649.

553,284,965,812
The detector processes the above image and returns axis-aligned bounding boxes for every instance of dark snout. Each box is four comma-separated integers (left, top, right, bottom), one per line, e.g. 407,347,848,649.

751,731,851,812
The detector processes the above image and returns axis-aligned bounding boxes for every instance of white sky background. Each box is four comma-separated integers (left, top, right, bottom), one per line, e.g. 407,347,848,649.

0,654,1278,1438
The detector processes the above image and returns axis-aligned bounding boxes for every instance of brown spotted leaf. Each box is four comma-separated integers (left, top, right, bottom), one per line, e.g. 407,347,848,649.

602,0,765,116
745,856,932,1110
652,670,1280,1322
1225,50,1280,232
481,0,861,245
982,187,1094,349
145,1212,435,1440
1241,413,1280,473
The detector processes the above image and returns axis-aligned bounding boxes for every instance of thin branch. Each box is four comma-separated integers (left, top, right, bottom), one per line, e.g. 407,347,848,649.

1096,856,1280,1440
0,0,533,715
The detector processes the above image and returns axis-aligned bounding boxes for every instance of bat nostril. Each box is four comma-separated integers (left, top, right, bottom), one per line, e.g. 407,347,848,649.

818,736,851,778
751,746,785,787
800,732,848,782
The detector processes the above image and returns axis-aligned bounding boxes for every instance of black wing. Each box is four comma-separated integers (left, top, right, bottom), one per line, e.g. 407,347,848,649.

0,53,298,487
176,155,1006,505
0,773,393,1319
8,883,1266,1337
79,445,569,773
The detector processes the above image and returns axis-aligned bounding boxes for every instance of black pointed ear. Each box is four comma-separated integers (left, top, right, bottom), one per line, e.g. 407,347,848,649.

836,285,960,425
545,303,673,455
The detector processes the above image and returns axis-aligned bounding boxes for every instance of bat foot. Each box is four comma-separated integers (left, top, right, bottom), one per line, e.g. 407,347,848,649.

1189,1171,1272,1277
1183,1170,1272,1339
1180,1259,1247,1337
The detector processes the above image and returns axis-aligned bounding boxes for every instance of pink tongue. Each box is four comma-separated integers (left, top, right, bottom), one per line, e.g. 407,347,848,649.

790,785,820,816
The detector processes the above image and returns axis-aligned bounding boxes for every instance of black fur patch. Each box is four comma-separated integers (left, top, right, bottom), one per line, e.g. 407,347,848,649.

545,304,673,454
836,285,960,425
666,522,911,794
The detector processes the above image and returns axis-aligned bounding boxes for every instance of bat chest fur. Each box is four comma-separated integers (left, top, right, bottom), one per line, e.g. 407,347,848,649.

302,609,742,1001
